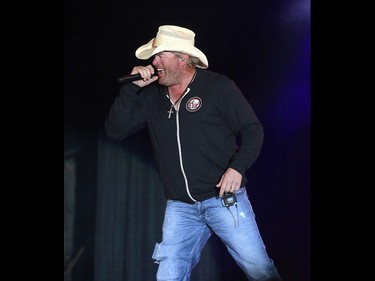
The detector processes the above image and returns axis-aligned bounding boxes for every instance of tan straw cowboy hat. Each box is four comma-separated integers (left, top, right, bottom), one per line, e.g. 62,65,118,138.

135,25,208,69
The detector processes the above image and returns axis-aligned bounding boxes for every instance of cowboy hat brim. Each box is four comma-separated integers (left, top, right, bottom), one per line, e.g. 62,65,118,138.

135,38,208,69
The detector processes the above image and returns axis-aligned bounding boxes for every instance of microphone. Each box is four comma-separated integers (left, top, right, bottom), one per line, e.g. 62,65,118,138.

117,73,156,84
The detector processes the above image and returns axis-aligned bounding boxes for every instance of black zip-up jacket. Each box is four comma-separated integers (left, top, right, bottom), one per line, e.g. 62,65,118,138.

105,68,264,204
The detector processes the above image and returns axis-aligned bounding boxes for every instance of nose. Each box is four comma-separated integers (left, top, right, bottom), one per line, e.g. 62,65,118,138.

152,55,159,65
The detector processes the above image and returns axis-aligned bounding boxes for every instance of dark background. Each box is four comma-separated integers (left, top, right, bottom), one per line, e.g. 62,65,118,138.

64,0,310,280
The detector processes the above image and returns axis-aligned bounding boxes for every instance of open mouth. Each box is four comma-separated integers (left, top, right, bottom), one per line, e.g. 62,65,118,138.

156,68,164,77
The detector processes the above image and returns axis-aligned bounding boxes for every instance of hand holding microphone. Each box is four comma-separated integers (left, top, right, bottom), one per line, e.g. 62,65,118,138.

118,65,158,87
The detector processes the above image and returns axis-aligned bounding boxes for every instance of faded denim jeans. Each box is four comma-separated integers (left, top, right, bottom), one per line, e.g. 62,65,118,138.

152,187,282,281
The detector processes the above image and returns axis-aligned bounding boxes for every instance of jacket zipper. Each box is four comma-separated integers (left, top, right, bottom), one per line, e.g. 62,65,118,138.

175,88,197,202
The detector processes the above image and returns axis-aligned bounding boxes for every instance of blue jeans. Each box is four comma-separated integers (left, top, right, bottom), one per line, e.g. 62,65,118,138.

152,187,282,281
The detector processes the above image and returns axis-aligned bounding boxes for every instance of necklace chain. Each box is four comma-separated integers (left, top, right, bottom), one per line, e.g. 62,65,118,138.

167,70,197,119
